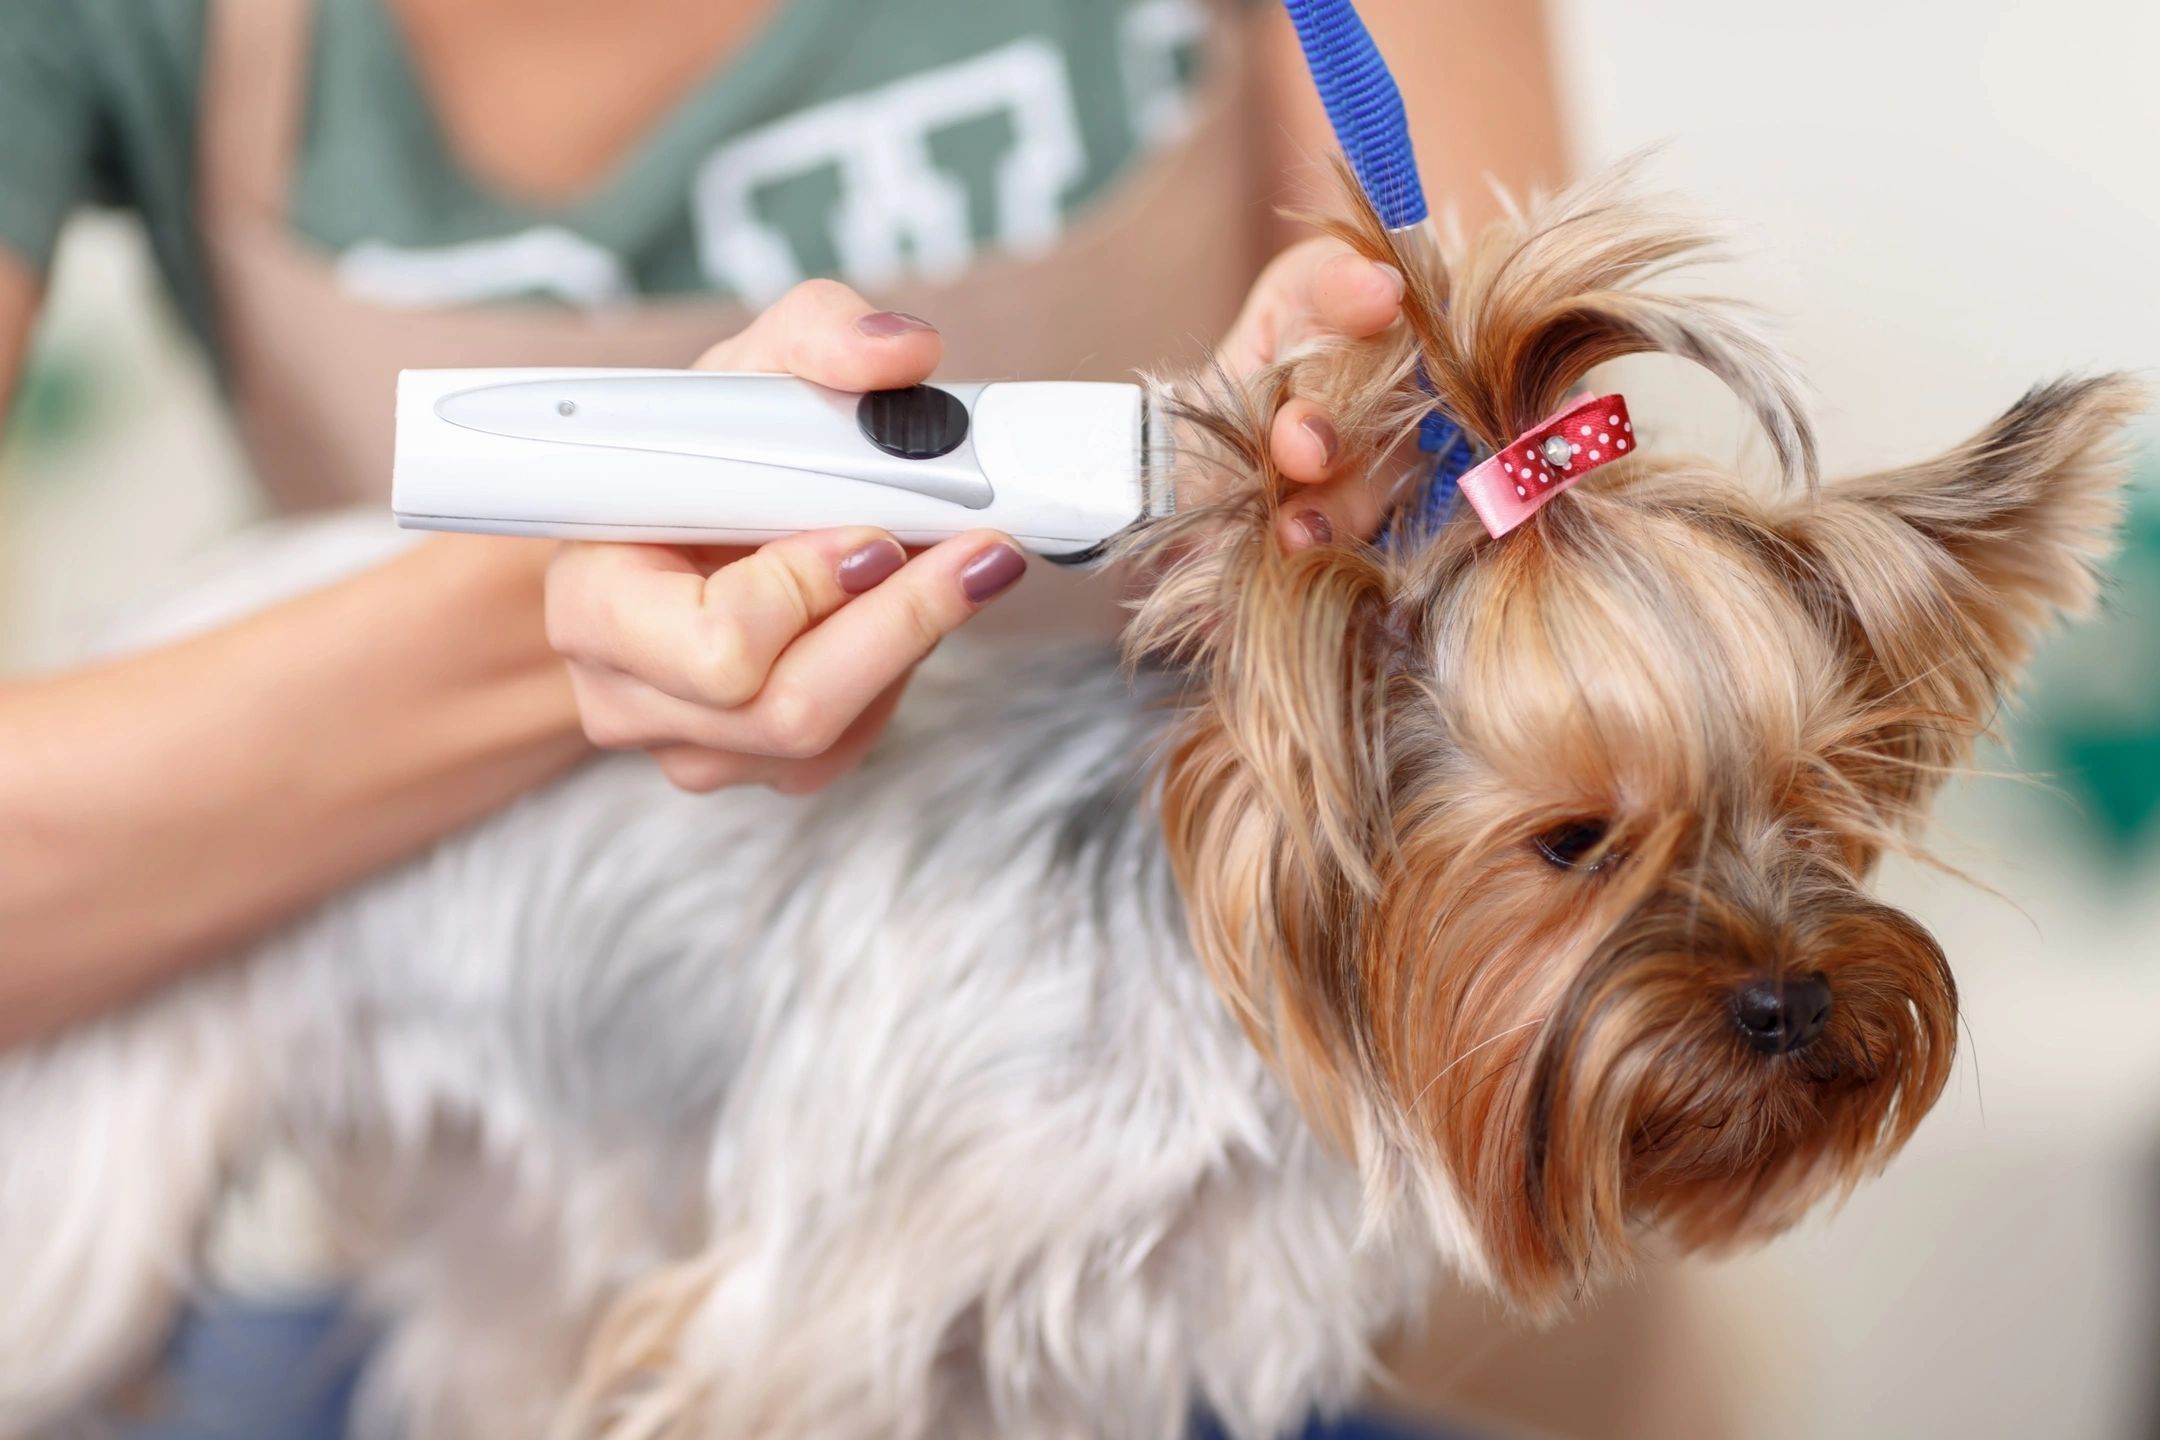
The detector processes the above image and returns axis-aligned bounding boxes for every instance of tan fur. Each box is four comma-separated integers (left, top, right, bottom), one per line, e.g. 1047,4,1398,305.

1125,164,2142,1313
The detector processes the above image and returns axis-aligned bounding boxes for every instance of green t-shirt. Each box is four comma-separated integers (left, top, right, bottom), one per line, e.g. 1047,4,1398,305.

0,0,1221,361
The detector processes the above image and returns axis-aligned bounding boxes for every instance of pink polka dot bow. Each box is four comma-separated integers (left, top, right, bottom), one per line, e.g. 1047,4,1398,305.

1457,394,1634,538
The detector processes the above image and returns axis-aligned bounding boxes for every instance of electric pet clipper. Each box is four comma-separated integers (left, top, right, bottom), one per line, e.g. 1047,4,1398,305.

392,369,1176,564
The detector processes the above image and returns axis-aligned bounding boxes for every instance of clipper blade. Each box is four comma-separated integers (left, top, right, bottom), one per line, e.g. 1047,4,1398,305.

1139,384,1180,521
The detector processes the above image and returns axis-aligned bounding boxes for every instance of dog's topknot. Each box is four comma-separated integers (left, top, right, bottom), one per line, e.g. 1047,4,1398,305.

1309,152,1820,500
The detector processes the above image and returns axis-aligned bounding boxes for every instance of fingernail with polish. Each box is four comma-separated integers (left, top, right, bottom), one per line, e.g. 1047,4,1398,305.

1294,508,1334,548
1373,262,1406,302
1300,414,1340,468
837,538,905,594
960,543,1026,603
857,310,937,338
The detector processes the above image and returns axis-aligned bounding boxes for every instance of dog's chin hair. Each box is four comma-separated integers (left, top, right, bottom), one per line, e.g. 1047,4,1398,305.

1501,884,1957,1302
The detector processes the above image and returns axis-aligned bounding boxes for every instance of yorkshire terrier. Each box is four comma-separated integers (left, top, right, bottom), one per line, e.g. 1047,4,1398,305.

0,165,2140,1439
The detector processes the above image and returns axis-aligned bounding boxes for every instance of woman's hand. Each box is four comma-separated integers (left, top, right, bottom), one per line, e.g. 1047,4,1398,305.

551,244,1410,798
1216,238,1412,551
545,281,1026,795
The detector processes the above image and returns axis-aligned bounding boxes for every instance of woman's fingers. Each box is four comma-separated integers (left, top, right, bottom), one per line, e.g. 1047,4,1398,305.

699,532,1024,760
546,540,706,680
626,532,1020,760
548,528,904,709
1221,238,1404,378
566,663,750,753
1270,394,1341,485
695,277,941,392
1266,251,1408,548
560,532,1024,768
1269,390,1369,550
566,651,905,762
644,680,906,796
764,680,908,795
682,530,907,706
647,745,760,795
1269,395,1394,551
1308,248,1404,339
1216,237,1413,547
1274,479,1396,553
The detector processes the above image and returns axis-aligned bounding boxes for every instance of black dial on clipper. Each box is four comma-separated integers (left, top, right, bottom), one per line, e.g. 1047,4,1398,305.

856,385,970,461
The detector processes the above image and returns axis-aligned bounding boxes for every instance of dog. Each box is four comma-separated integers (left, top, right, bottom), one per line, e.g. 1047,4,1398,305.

0,164,2140,1439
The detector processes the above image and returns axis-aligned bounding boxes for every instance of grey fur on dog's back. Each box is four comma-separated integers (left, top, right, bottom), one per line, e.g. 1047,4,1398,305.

0,515,1430,1439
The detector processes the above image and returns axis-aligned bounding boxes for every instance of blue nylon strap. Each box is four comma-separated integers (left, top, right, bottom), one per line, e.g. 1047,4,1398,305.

1416,409,1476,515
1283,0,1469,538
1374,407,1476,548
1282,0,1429,231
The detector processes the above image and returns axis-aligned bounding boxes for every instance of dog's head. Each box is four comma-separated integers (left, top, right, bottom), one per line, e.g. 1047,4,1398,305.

1129,164,2141,1312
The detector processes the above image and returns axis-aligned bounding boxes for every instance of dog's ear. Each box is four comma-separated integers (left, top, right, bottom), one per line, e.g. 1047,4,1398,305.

1119,369,1410,1139
1777,374,2145,803
1145,536,1399,1142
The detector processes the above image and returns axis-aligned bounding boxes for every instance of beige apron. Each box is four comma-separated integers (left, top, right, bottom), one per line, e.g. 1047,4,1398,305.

198,0,1270,516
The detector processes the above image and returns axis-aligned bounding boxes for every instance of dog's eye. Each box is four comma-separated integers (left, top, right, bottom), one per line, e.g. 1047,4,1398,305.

1534,820,1615,871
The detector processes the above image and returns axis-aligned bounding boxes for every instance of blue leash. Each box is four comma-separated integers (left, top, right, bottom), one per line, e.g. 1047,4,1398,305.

1280,0,1473,536
1281,0,1428,231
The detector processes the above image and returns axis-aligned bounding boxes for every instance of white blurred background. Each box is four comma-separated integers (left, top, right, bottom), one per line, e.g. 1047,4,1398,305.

3,0,2156,1435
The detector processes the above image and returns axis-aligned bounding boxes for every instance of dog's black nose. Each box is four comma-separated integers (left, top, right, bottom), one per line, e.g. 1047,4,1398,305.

1730,973,1833,1054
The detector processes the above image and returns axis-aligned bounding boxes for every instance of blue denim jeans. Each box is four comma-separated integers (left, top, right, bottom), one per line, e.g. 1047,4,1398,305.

119,1296,365,1440
123,1298,1468,1440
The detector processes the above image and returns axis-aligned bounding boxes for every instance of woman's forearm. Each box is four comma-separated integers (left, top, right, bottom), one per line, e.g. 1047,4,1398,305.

0,535,588,1044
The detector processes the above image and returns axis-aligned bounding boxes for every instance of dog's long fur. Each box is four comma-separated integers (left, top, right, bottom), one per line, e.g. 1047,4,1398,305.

0,168,2141,1438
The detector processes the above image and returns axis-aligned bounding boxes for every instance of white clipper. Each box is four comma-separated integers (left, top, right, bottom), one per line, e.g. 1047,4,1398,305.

392,368,1177,564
